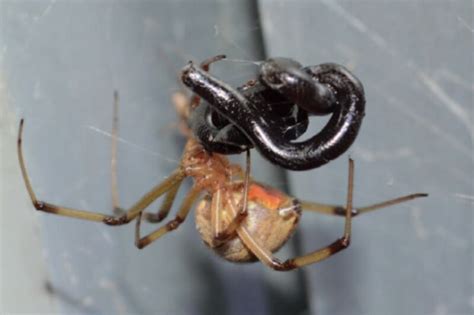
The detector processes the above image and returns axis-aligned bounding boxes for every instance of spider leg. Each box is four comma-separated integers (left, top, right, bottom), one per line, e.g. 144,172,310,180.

299,193,428,217
110,90,124,216
135,185,202,249
190,55,227,108
235,158,356,271
108,91,188,224
209,189,247,245
17,118,185,225
210,188,225,243
239,79,258,90
211,150,251,244
199,54,226,71
144,179,184,223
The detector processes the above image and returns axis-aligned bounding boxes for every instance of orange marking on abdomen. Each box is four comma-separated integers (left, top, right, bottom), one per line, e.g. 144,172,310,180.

248,184,286,210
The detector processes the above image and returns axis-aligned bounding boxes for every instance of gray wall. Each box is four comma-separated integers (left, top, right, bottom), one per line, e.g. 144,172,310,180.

1,1,472,315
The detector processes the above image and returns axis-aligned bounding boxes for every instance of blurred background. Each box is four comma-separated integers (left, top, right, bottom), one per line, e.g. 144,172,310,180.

1,1,472,314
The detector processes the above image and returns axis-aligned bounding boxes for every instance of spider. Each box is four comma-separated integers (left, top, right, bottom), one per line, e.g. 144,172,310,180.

184,55,366,170
18,77,427,271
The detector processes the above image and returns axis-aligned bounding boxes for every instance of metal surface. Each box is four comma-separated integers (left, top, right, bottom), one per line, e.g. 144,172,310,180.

259,1,473,315
1,1,472,315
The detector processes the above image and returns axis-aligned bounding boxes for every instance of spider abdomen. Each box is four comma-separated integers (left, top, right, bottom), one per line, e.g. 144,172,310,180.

195,183,301,263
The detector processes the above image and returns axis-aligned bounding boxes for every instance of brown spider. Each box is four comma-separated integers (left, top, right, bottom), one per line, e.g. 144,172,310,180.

17,91,427,271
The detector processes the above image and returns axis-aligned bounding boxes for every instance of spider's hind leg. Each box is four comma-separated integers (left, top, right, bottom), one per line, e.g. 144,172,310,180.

235,158,428,271
299,192,428,217
235,159,355,271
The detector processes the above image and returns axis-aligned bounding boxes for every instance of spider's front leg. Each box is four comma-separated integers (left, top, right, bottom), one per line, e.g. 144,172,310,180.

17,118,185,226
109,91,187,224
189,54,227,108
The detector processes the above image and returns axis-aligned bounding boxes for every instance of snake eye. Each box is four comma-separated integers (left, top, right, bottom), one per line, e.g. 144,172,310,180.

261,72,285,89
267,73,283,85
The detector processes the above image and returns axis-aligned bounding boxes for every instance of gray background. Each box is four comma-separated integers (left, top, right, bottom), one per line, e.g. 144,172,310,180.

1,1,472,315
